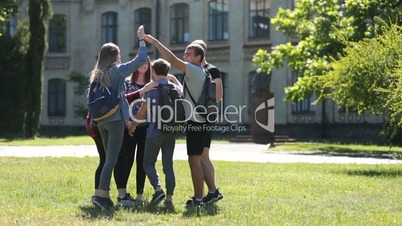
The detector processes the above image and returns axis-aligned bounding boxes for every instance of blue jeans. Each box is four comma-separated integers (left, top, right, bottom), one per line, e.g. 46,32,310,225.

143,133,176,196
98,120,125,190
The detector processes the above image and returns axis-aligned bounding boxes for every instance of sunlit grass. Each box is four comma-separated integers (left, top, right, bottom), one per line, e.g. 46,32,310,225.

270,142,402,155
0,157,401,225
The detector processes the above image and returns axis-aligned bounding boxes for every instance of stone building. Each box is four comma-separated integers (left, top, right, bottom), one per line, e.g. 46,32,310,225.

8,0,384,140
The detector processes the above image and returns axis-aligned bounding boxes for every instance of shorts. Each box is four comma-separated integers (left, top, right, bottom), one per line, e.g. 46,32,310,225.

186,121,210,156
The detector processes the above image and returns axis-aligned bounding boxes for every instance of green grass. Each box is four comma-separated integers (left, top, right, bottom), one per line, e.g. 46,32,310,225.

0,157,401,225
270,142,402,159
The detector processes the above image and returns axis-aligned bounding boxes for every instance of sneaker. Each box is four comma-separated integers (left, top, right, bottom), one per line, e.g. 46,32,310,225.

92,196,114,211
149,190,165,205
117,193,136,207
202,189,223,204
163,200,174,208
185,197,204,208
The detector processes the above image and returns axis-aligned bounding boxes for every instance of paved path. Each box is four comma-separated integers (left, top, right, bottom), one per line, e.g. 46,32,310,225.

1,143,402,164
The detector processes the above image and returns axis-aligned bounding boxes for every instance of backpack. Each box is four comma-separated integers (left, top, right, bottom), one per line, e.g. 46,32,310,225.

157,83,185,129
86,79,120,122
184,68,218,121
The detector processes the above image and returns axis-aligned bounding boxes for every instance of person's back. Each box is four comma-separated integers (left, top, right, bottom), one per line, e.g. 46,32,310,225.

130,58,178,206
90,25,148,211
143,34,221,207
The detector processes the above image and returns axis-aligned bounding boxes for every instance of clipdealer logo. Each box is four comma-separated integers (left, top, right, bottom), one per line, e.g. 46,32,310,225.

129,97,274,133
254,97,275,133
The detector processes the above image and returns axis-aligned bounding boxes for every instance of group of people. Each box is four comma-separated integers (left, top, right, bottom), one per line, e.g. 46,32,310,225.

86,25,223,211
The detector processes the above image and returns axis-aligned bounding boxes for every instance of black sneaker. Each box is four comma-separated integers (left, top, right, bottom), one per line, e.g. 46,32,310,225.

92,196,114,211
185,197,204,208
202,189,223,204
149,190,165,205
117,193,136,207
163,200,174,209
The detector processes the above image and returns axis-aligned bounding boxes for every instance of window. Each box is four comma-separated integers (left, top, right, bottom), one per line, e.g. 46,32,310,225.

208,0,229,41
102,12,117,44
291,71,316,113
1,15,17,36
48,79,66,117
48,14,66,53
170,4,189,44
134,8,151,46
249,0,270,38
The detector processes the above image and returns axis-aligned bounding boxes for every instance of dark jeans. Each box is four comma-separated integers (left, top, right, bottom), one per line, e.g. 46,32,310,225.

114,126,147,194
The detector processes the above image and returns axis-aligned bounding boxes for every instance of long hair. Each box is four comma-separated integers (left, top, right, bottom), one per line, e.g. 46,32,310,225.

130,56,151,84
89,43,120,87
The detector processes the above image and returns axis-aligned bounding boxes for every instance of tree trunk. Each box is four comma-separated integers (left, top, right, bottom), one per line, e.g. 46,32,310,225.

24,0,50,138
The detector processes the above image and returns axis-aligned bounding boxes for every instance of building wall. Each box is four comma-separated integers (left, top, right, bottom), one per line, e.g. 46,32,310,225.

21,0,383,138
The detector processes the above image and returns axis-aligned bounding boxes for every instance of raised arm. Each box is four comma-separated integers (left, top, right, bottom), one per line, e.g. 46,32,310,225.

144,34,186,72
167,74,183,90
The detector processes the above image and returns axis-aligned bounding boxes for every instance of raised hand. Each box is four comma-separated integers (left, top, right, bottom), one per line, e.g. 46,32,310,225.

137,25,144,40
143,81,159,93
144,34,156,44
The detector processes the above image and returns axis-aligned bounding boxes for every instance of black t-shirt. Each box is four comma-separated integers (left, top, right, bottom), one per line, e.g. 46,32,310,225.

204,63,221,80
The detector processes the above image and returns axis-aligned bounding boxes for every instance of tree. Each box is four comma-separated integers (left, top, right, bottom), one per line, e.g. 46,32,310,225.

253,0,402,141
24,0,51,138
0,19,30,137
253,0,402,102
321,24,402,142
68,71,89,120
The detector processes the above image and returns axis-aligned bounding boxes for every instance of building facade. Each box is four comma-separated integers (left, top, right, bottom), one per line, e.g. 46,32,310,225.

11,0,384,139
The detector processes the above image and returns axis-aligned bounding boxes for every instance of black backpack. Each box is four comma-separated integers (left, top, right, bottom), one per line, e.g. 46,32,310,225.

184,68,218,122
86,79,120,122
157,83,185,129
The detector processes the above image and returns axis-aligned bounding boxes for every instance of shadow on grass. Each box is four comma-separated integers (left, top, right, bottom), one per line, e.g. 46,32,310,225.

142,202,178,214
342,169,402,178
182,204,220,217
78,205,116,219
297,149,397,160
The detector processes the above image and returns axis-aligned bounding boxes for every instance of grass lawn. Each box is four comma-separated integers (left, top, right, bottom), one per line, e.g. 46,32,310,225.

0,157,401,225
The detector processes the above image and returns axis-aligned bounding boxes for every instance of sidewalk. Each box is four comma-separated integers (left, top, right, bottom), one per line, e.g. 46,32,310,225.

1,143,402,164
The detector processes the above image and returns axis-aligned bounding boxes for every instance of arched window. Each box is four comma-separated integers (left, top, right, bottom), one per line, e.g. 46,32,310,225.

208,0,229,41
48,79,66,117
102,12,117,44
48,14,67,52
248,71,271,114
134,8,152,46
170,4,189,44
0,15,17,36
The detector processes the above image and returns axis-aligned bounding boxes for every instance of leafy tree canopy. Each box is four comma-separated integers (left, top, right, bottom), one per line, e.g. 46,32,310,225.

321,23,402,140
253,0,402,102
